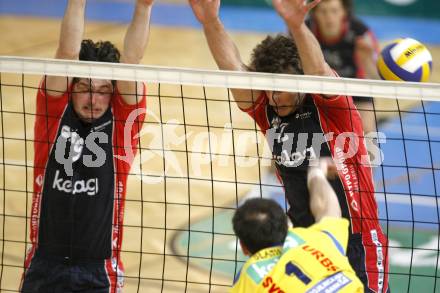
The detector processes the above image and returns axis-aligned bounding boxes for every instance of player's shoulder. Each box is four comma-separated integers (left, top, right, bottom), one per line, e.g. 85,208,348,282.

282,227,311,253
348,16,370,36
310,217,349,237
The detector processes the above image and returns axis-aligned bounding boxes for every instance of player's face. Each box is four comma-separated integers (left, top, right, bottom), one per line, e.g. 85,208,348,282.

313,0,346,38
266,90,300,117
72,78,113,123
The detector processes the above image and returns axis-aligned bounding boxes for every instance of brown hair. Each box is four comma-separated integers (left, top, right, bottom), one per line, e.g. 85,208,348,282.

249,34,303,75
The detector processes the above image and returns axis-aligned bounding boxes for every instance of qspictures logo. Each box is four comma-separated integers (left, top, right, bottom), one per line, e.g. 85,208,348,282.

52,108,387,185
55,125,108,177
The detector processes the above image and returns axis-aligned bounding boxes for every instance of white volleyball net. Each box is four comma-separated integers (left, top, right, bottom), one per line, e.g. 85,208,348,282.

0,56,439,292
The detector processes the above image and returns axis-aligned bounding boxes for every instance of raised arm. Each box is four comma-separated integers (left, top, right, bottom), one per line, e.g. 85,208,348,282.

189,0,261,109
118,0,154,105
273,0,334,78
45,0,86,97
307,159,341,222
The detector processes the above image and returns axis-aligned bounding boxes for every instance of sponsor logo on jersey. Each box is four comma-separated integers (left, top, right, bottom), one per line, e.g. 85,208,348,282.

253,247,282,261
302,245,339,272
247,258,279,284
261,276,286,293
52,169,99,196
273,146,317,167
306,272,352,293
334,146,360,212
266,127,331,168
295,112,312,120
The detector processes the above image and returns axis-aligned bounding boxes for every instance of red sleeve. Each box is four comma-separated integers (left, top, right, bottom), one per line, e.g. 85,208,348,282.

34,79,69,188
112,83,147,166
34,78,69,160
312,94,363,135
239,92,270,134
36,79,69,120
111,83,147,121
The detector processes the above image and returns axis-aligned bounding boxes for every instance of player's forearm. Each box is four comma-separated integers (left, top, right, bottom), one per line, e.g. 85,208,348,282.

55,0,86,60
202,20,246,72
202,20,258,108
121,1,153,64
288,23,334,77
308,169,341,221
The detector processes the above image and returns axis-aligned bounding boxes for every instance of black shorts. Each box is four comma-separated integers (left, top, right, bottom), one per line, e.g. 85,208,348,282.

21,255,110,293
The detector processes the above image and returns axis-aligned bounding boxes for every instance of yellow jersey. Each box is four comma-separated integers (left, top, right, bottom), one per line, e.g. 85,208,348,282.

231,217,363,293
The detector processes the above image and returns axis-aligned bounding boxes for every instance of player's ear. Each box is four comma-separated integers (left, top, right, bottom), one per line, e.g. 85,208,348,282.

239,240,251,256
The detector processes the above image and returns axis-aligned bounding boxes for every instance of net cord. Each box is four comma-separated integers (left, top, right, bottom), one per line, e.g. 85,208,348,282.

1,56,439,101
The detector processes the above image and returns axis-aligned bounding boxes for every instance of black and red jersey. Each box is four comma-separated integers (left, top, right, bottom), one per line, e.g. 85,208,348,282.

25,80,146,289
306,17,379,79
242,93,389,292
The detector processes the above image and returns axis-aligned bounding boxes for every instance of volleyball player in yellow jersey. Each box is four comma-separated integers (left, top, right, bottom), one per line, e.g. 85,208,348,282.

231,160,363,293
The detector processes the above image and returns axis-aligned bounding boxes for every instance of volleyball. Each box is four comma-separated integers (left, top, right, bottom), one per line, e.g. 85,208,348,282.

377,38,433,82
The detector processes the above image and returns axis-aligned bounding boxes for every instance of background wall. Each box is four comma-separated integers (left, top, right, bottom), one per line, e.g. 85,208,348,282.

222,0,440,19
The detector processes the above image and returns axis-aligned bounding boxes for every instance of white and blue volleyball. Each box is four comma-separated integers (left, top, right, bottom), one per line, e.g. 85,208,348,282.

377,38,433,82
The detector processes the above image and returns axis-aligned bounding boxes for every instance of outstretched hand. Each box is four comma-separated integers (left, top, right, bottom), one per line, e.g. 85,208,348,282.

272,0,321,29
188,0,220,25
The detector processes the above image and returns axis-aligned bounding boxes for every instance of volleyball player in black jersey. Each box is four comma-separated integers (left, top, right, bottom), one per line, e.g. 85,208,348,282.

189,0,389,291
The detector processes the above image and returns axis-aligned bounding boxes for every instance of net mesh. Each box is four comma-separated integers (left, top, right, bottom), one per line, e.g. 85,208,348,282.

0,56,439,292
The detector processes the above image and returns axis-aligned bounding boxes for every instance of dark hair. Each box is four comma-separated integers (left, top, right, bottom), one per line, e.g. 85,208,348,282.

73,39,121,86
249,34,303,75
232,198,288,255
79,39,120,63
